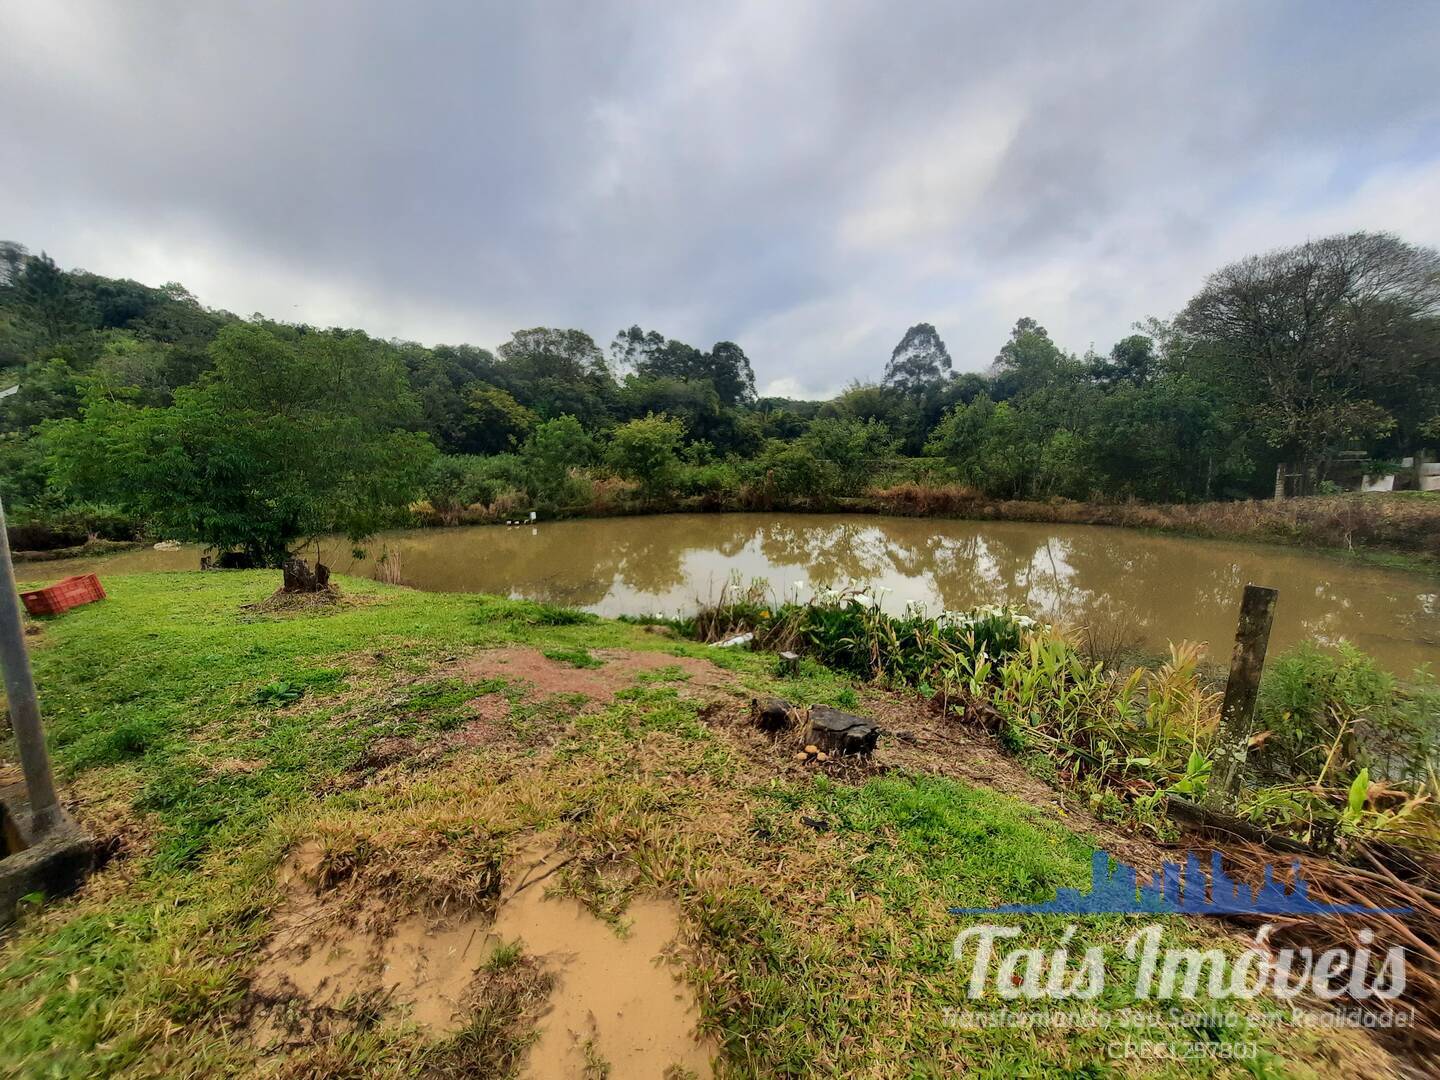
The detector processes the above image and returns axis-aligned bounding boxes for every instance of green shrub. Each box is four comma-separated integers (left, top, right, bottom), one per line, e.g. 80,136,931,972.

468,453,528,494
423,455,506,518
742,441,840,504
677,460,741,499
606,413,685,499
798,417,898,495
1254,643,1439,782
521,416,594,508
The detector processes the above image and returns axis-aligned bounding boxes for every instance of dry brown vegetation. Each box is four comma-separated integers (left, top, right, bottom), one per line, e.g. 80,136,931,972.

864,486,1440,562
414,480,1440,568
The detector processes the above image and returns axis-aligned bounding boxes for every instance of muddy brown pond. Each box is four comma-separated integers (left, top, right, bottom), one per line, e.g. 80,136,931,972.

26,513,1440,673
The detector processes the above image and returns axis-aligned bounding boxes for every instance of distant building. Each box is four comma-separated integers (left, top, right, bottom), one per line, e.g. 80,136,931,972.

1274,450,1438,497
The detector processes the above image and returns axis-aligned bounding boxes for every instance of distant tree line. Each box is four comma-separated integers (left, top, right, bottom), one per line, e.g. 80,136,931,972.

0,232,1436,571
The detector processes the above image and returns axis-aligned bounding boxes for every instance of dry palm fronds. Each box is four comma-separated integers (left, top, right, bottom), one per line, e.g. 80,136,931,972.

1173,836,1440,1066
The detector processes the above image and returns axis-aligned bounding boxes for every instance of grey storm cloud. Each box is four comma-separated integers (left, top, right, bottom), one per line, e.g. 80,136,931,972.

3,0,1439,397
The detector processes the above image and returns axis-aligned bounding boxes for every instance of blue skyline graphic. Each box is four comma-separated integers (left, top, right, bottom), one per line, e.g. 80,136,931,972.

951,850,1411,917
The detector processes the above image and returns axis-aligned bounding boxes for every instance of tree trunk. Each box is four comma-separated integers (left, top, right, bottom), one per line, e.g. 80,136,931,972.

1207,584,1279,805
281,557,331,593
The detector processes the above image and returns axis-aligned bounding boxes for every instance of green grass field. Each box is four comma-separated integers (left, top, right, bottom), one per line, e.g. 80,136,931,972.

0,572,1385,1077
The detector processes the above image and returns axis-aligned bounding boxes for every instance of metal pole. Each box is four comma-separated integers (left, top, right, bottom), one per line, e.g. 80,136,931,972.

0,496,61,835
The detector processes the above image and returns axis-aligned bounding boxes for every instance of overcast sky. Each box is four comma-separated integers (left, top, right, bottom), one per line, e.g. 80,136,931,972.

4,1,1439,397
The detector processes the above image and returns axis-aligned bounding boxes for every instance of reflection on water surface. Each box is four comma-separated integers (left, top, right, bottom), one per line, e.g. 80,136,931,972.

26,513,1439,673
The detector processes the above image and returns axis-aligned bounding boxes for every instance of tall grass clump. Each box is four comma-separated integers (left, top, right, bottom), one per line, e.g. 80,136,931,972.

371,546,408,586
686,575,1035,686
865,481,984,516
1254,645,1429,778
955,630,1440,851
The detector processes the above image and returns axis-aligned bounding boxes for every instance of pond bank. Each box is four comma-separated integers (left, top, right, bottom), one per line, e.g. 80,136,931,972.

411,488,1440,574
10,538,145,562
18,513,1440,674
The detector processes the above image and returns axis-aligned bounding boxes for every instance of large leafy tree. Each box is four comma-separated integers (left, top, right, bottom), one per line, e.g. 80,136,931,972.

46,322,435,578
619,374,719,435
989,317,1080,399
494,328,615,425
611,326,756,406
699,341,757,406
819,380,940,453
798,417,898,495
461,383,536,455
88,331,212,407
610,326,704,384
1177,232,1440,490
609,325,668,373
926,395,1037,498
402,343,498,452
1090,333,1159,387
10,250,85,347
882,323,952,395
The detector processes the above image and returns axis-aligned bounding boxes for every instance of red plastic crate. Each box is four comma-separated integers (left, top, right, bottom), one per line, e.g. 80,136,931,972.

20,573,106,616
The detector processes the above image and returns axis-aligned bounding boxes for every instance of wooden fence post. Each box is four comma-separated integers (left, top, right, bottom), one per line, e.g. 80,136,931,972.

1208,584,1279,804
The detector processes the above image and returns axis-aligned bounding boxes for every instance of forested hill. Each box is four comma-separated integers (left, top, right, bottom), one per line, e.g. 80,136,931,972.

1,232,1437,547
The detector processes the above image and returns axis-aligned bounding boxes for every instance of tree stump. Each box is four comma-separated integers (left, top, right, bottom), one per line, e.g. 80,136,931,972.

281,557,332,593
751,696,800,733
808,705,879,757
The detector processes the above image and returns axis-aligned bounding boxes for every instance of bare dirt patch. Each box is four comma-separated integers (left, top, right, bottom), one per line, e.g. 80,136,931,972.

697,688,1167,872
445,692,517,750
349,736,423,776
468,692,514,725
239,586,378,619
452,646,736,711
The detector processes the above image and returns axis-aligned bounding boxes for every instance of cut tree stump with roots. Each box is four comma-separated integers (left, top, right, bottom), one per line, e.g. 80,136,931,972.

808,705,879,757
281,557,332,593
